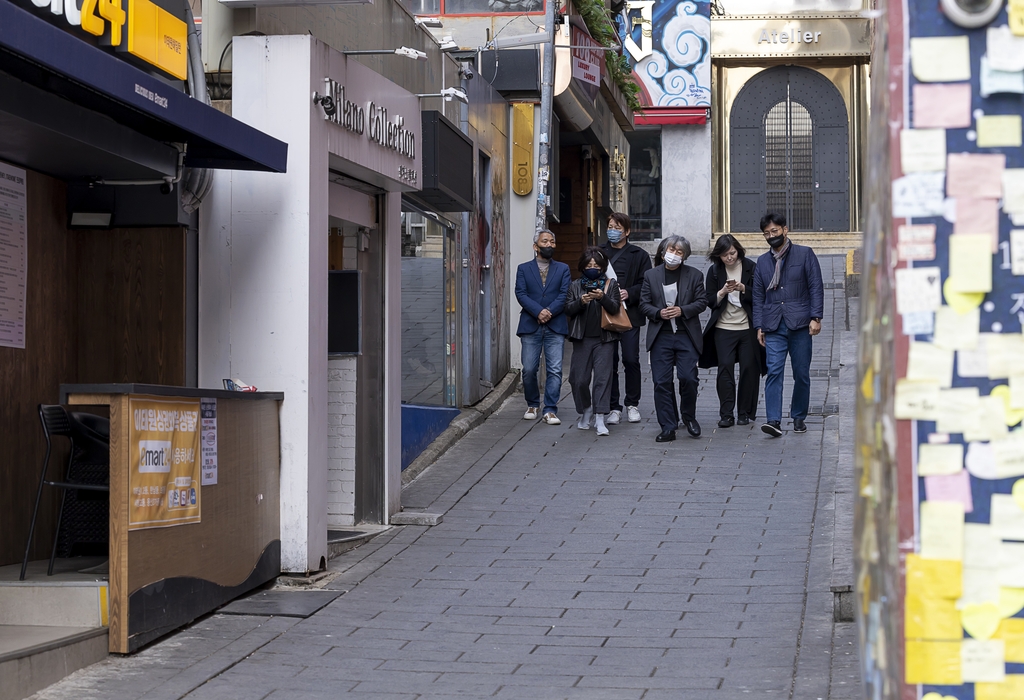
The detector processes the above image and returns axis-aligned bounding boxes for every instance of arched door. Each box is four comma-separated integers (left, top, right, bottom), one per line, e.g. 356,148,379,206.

729,66,850,232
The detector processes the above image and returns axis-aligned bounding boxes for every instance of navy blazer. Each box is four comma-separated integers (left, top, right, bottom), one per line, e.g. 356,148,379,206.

752,243,824,332
515,258,571,336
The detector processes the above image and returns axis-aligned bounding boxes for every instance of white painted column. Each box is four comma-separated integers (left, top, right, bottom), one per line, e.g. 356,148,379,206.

384,191,402,521
661,122,713,254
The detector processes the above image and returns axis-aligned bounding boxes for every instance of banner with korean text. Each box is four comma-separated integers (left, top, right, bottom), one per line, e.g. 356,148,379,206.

129,397,201,530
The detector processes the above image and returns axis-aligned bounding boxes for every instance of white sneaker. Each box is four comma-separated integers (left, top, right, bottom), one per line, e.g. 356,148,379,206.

543,412,561,425
595,414,609,436
524,407,540,420
626,406,642,423
606,410,621,425
577,408,593,430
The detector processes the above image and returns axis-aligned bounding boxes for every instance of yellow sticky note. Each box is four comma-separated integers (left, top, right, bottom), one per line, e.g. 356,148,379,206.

907,554,963,599
987,334,1024,379
921,500,965,560
978,115,1024,148
901,128,947,172
969,396,1010,443
906,593,962,639
962,602,1003,640
919,443,964,476
962,638,1006,682
949,234,994,293
911,36,971,82
906,639,962,684
1011,376,1024,410
1000,587,1024,617
965,523,1004,568
993,494,1024,540
976,674,1024,700
962,565,1001,606
895,379,941,421
992,386,1024,426
996,618,1024,662
934,306,980,351
994,433,1024,478
937,387,981,435
907,341,955,388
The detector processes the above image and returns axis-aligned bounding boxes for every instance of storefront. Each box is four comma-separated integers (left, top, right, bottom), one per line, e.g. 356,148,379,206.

200,34,423,572
0,0,286,691
710,1,870,251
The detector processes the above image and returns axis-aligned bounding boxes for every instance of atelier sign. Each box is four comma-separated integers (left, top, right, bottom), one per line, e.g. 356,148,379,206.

711,18,870,58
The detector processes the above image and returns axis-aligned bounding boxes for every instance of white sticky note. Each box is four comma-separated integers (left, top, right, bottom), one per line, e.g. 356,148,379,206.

1011,230,1024,274
1001,542,1024,588
933,307,980,351
978,115,1024,148
961,565,1001,606
1002,169,1024,215
937,387,981,435
1011,375,1024,410
895,378,941,421
919,443,965,476
920,500,965,560
893,172,946,218
987,333,1024,379
966,442,998,480
901,129,947,172
988,24,1024,72
981,55,1024,97
903,310,935,336
961,639,1006,682
994,432,1024,478
907,341,955,388
895,267,942,315
958,343,989,378
965,523,1003,568
992,494,1024,540
911,36,972,82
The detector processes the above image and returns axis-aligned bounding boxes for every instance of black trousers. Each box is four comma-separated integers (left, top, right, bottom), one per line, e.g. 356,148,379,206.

650,327,699,433
714,328,761,420
569,337,616,415
610,325,642,411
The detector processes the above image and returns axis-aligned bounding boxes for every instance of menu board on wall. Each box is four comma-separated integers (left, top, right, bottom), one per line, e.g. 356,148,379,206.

0,161,26,349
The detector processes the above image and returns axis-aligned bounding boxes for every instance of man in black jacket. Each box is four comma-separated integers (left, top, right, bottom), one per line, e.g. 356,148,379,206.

600,213,653,425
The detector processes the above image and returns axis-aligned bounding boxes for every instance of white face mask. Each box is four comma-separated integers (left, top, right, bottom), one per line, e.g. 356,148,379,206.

664,252,682,268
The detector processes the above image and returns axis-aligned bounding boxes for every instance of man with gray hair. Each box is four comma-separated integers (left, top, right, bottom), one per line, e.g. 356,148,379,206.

640,235,707,442
515,229,572,424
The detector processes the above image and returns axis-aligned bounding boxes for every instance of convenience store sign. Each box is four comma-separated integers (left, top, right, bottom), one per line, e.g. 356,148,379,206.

26,0,187,80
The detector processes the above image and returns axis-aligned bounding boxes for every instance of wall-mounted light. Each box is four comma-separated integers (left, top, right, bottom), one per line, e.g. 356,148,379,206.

416,87,469,104
440,36,459,51
344,47,428,61
415,17,443,28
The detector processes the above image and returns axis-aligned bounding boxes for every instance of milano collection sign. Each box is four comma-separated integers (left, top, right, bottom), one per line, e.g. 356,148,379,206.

320,78,417,164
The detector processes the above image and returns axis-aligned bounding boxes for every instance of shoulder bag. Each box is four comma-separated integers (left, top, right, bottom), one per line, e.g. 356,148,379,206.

600,280,632,332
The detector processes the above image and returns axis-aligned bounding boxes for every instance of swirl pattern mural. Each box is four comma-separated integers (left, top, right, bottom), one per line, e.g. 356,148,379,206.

619,0,711,108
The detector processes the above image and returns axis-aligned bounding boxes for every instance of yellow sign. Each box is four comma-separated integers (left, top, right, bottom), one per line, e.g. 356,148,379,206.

128,397,201,530
512,103,534,197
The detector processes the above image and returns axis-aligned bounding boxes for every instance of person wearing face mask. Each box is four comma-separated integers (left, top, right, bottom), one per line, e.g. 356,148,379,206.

699,235,766,428
564,248,623,436
599,213,653,426
516,229,572,425
752,212,824,438
639,235,708,442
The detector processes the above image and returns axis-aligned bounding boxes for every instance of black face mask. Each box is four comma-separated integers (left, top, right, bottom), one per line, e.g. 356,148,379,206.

766,235,785,249
537,246,555,259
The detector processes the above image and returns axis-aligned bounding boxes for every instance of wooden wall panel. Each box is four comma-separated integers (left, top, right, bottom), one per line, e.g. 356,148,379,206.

0,172,77,568
552,147,590,276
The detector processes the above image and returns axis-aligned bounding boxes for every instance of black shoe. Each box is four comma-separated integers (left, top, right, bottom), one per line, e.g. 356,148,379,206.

761,421,783,437
717,416,734,428
684,419,701,438
737,416,750,426
656,430,676,443
793,419,807,433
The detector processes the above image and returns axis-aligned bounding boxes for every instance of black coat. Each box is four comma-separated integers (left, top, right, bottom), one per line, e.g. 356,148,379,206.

639,264,707,353
599,242,653,327
565,278,623,342
698,258,767,374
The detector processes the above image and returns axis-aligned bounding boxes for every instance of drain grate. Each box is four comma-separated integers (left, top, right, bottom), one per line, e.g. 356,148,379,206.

809,368,841,377
808,404,840,416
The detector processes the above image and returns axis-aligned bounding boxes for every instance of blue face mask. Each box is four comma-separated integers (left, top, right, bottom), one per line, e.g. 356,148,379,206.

583,268,603,280
607,228,624,244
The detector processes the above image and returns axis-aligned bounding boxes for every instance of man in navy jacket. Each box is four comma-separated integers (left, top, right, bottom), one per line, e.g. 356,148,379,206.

515,230,572,425
752,212,824,437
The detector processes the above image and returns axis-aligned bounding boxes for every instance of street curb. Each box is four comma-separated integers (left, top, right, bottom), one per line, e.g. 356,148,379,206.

401,369,521,487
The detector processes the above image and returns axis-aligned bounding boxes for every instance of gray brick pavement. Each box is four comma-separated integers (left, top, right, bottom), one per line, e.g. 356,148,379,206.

30,255,860,700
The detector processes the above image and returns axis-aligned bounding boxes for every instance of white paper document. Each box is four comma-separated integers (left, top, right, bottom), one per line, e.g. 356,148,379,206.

0,161,27,349
893,173,946,218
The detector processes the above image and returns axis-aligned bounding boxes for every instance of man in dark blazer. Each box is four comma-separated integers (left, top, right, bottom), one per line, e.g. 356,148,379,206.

752,212,824,437
639,235,708,442
599,212,653,426
515,229,572,425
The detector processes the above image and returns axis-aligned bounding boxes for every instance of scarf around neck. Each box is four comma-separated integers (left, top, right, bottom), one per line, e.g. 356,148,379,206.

769,240,791,291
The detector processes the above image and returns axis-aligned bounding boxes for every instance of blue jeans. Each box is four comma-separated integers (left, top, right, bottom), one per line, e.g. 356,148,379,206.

764,323,812,423
521,326,565,414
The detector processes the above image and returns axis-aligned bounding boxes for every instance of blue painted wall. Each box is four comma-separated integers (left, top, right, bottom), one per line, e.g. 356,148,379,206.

401,404,461,470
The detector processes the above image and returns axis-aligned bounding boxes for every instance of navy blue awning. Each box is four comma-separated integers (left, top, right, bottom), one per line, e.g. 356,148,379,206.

0,0,287,173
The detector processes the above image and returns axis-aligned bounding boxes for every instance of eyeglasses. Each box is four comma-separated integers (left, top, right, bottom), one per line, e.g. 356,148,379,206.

762,227,784,237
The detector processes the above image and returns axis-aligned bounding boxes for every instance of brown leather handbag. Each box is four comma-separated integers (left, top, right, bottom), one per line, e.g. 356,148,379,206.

600,281,632,332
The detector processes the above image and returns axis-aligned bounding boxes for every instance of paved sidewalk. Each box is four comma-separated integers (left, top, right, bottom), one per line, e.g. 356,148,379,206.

31,256,861,700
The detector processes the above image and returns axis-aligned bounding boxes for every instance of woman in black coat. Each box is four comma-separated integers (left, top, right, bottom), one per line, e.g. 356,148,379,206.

699,235,766,427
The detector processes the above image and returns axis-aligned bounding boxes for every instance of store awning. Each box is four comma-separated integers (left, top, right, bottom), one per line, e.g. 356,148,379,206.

634,108,709,126
0,1,287,174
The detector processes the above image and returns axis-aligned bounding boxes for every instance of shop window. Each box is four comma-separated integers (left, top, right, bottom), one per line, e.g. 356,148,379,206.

625,129,661,241
398,0,543,14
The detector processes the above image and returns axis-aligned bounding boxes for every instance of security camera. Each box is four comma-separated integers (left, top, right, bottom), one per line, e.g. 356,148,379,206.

313,92,337,117
459,62,474,80
939,0,1003,28
160,181,173,195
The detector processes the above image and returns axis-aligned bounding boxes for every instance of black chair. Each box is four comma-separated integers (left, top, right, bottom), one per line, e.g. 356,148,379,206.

20,405,110,581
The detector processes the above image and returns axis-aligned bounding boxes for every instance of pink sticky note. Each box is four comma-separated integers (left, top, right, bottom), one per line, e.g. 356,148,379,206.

913,84,973,128
947,153,1006,198
953,198,1000,252
924,469,974,513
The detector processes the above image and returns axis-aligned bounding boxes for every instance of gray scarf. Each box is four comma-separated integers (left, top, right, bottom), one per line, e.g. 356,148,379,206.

769,239,791,291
